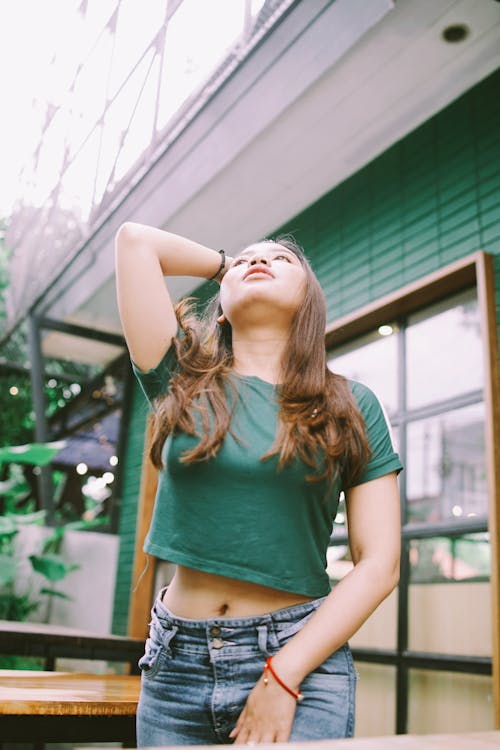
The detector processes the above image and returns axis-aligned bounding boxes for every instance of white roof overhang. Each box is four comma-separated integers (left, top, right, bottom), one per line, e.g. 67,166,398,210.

40,0,500,365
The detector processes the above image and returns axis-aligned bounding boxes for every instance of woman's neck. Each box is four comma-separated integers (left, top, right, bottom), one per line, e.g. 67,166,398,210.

231,330,286,384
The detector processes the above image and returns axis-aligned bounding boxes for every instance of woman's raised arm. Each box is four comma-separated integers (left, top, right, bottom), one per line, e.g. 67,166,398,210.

114,222,225,372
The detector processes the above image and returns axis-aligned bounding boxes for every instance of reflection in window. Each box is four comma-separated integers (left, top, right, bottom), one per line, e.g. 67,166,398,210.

332,491,347,532
407,290,482,410
328,490,350,582
328,325,399,416
406,403,486,523
410,534,490,583
326,542,352,583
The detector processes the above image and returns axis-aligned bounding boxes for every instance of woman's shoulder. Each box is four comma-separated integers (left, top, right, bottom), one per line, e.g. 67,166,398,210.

345,378,385,418
346,377,375,400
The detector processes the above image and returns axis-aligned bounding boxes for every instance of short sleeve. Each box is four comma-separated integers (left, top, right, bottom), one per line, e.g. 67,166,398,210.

348,380,403,487
131,344,178,410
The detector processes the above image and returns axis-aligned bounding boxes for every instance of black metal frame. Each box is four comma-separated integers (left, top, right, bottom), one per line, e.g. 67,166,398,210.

0,714,136,745
0,626,143,673
328,292,492,734
27,313,127,528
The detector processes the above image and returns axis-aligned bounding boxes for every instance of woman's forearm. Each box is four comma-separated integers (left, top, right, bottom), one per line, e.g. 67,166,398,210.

116,221,228,279
272,558,399,688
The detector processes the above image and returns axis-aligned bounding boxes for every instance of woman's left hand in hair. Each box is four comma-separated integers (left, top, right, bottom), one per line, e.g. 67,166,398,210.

229,670,298,743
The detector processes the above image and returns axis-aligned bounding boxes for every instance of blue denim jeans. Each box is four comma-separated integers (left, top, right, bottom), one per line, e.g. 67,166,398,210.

136,589,357,746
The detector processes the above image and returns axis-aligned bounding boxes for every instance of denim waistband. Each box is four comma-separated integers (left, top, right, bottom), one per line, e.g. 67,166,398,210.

147,590,333,658
152,587,326,630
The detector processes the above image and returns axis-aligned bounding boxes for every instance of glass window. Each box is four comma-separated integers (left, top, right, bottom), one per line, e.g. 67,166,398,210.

406,290,483,410
408,670,494,733
354,664,396,737
350,589,397,650
326,541,351,584
327,285,490,736
409,533,491,657
410,534,490,583
330,491,347,539
409,581,491,657
328,325,399,416
406,403,487,523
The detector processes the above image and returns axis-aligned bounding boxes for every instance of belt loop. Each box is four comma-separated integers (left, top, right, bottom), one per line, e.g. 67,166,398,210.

162,624,178,654
257,624,268,655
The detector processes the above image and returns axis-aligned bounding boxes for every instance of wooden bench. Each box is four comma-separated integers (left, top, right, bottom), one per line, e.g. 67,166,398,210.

0,619,144,672
0,669,140,744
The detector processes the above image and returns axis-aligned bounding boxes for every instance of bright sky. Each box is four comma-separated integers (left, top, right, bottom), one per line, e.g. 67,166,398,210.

0,1,76,214
0,0,266,218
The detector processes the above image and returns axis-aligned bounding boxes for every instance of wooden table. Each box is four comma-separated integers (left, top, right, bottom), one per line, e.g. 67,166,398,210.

0,669,140,743
0,619,144,672
288,731,500,748
79,731,500,749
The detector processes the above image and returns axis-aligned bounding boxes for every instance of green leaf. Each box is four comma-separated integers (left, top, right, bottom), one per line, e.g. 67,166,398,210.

64,516,108,532
0,517,18,539
0,554,17,586
0,476,20,493
29,553,79,582
42,526,65,553
8,510,46,526
39,587,72,600
0,440,67,466
0,593,39,621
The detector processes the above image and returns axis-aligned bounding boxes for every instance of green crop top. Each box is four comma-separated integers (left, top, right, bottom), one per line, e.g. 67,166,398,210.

131,343,403,598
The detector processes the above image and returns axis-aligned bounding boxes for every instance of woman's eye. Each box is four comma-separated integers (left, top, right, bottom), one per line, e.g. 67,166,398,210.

232,258,247,267
274,254,291,262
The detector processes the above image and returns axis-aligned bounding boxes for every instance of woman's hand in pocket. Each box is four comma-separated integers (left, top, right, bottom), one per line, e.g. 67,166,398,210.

229,670,298,744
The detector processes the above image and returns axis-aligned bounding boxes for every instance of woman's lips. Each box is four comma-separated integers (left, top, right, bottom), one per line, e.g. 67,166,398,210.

243,267,274,280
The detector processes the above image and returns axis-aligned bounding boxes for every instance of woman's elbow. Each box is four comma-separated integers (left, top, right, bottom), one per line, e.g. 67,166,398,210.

388,561,400,591
366,555,400,595
383,552,401,594
115,221,142,250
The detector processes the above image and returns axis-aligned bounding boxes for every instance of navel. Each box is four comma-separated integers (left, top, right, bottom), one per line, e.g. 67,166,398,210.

218,603,229,616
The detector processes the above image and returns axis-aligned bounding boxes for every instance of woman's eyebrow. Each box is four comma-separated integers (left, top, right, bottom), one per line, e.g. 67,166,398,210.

237,246,296,259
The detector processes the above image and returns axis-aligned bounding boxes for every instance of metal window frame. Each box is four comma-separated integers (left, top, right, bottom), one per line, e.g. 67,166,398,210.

326,250,500,732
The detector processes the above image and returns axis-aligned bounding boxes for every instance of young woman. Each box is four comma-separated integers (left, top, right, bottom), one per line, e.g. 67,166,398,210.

114,223,402,745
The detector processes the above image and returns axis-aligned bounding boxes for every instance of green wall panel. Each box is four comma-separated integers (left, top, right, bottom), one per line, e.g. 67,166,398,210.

274,69,500,328
113,67,500,630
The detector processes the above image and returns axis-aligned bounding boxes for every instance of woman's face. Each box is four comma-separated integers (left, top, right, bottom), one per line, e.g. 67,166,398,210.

219,241,307,326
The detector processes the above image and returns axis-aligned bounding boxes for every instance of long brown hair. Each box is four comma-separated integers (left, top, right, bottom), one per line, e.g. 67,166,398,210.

149,235,371,490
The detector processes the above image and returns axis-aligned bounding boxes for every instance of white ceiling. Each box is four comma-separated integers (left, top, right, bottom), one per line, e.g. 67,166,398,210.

41,0,500,366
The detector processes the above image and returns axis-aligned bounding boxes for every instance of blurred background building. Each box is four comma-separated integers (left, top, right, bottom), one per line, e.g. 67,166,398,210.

1,0,500,737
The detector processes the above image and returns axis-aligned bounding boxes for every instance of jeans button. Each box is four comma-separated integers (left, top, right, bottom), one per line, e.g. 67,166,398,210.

212,637,225,649
210,625,222,637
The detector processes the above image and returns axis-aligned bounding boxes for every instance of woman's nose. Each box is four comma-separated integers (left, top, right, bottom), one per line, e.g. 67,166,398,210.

249,255,269,265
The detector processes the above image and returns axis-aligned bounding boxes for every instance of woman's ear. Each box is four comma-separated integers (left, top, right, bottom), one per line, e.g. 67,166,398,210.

216,313,226,325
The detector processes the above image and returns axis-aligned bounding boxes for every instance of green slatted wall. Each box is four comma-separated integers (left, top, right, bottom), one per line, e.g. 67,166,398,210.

112,67,500,633
276,67,500,332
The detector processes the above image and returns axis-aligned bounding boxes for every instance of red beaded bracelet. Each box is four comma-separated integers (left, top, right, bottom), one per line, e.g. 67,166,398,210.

263,656,304,702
